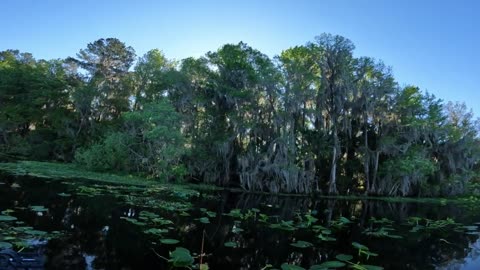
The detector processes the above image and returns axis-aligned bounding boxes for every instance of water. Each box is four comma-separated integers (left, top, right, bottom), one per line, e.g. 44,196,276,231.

0,174,480,270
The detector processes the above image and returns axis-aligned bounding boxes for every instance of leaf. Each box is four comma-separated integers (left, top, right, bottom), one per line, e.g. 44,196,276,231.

224,241,238,248
24,230,47,236
232,226,244,233
336,254,353,262
308,266,326,270
30,205,48,212
281,263,305,270
362,250,378,258
290,240,313,248
169,247,194,267
0,215,17,221
200,263,209,270
463,225,478,231
205,211,216,218
144,228,168,235
160,239,179,244
339,217,352,223
199,217,210,224
318,261,345,268
58,192,71,197
352,242,369,250
361,265,384,270
0,242,12,249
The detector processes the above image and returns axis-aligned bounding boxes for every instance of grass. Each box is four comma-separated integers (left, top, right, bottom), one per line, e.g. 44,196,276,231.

0,161,220,193
0,161,154,186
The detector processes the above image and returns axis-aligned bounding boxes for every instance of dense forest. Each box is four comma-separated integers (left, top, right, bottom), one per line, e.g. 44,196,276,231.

1,34,479,197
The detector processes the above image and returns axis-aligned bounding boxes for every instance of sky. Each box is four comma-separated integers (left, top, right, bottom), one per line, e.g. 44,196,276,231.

1,0,479,116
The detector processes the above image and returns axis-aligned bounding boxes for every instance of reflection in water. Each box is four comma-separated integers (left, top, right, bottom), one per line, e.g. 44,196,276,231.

0,174,479,269
436,237,480,270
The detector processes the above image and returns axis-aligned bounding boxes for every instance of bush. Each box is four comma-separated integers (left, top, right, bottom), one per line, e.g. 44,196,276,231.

75,132,131,172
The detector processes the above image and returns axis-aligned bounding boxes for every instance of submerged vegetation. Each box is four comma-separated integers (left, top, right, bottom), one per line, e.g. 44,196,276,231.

1,33,479,196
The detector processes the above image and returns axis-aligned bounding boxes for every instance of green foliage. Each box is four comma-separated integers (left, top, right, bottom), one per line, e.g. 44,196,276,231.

1,34,479,197
75,132,131,172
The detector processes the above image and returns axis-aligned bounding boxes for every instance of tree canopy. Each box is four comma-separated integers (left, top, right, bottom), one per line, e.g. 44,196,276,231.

1,34,479,197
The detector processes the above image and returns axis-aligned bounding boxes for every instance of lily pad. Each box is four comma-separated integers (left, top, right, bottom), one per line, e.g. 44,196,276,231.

25,230,47,236
199,217,210,224
144,228,168,235
232,226,244,233
30,206,48,212
318,261,345,268
0,215,17,221
336,254,353,262
0,242,12,249
352,242,369,250
281,263,305,270
169,247,194,267
160,239,180,245
224,241,238,248
361,265,384,270
290,240,313,248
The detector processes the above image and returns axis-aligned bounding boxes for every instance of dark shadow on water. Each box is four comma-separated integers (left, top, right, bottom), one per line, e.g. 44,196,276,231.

1,174,480,269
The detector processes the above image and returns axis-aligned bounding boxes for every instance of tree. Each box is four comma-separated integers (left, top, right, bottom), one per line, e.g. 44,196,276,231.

67,38,136,122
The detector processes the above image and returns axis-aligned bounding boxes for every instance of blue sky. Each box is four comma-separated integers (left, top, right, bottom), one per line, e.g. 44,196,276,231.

2,0,479,116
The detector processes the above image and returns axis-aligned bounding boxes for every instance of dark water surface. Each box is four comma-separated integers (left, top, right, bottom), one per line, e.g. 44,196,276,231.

1,174,480,270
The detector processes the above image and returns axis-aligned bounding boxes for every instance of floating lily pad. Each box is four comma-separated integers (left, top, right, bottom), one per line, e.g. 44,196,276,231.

232,226,244,233
199,217,210,224
352,242,369,250
58,192,71,197
30,206,48,212
318,261,345,268
169,247,194,267
160,239,179,244
280,263,305,270
0,242,12,249
336,254,353,262
224,241,238,248
144,228,168,235
25,230,47,236
0,215,17,221
290,240,313,248
361,265,384,270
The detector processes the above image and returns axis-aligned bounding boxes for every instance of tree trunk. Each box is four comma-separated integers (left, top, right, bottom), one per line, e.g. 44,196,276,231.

328,128,339,194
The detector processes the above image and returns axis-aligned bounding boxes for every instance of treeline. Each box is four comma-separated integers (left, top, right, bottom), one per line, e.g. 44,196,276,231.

1,34,479,196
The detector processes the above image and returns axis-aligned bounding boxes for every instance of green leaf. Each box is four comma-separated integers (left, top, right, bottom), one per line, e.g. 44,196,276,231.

160,239,179,244
290,240,313,248
169,247,194,267
308,266,326,270
280,263,305,270
352,242,369,250
199,217,210,224
361,265,384,270
0,242,12,249
144,228,168,235
339,217,352,223
335,254,353,262
24,230,47,236
30,205,48,212
224,241,238,248
318,261,345,268
0,215,17,221
232,226,244,233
